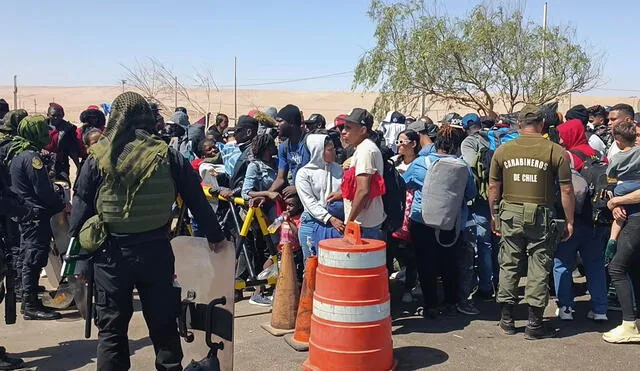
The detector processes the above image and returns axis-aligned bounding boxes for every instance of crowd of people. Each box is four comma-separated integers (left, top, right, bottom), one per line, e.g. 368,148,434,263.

0,94,640,369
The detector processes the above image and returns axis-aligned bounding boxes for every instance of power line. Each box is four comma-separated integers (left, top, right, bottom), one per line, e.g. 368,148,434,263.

219,71,353,88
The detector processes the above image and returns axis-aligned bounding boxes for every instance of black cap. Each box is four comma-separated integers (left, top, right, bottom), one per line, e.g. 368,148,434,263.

344,108,374,129
407,120,438,138
277,104,302,126
303,113,326,128
236,115,259,130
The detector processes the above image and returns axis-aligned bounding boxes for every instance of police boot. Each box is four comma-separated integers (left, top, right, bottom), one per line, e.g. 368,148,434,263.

499,303,516,335
23,293,61,321
524,306,558,340
0,347,24,371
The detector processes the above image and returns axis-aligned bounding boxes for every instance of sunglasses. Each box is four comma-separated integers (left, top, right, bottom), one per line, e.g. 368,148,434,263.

395,139,414,146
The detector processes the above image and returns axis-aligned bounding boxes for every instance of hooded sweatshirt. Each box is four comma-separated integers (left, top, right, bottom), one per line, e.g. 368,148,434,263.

295,134,343,223
558,119,599,171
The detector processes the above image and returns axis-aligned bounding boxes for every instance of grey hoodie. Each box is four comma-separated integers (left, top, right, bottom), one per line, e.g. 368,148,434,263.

295,134,344,223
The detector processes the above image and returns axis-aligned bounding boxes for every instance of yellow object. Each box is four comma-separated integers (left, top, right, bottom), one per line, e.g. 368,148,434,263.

32,157,43,169
603,321,640,343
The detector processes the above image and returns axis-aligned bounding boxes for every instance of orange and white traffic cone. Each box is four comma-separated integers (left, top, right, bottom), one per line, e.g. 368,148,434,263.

285,256,318,351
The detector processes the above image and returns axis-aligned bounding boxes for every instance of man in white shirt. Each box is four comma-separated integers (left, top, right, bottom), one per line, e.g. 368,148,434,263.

607,104,636,160
340,108,387,239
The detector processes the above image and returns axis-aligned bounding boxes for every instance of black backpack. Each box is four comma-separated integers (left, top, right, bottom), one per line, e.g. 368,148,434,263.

570,149,615,225
381,158,406,233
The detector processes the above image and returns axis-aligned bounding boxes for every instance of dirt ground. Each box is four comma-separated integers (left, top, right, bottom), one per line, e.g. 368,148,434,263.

0,277,638,371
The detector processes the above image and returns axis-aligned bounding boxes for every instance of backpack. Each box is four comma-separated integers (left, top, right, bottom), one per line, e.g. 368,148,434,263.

381,158,406,233
421,156,468,247
570,149,615,225
470,133,491,202
488,128,519,151
471,129,518,203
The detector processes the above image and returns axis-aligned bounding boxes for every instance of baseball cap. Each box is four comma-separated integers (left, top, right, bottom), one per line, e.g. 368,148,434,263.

440,112,462,124
333,114,348,130
344,108,374,129
407,120,438,138
303,113,326,128
461,113,480,130
236,115,259,130
518,104,543,124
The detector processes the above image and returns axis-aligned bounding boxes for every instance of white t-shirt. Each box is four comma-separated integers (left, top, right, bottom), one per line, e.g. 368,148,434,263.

344,138,387,228
588,134,607,154
608,142,622,160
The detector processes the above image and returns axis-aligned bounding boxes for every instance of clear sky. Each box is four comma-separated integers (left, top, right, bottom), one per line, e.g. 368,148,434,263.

2,0,636,95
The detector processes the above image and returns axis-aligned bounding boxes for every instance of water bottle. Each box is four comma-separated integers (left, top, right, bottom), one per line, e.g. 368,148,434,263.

267,215,286,234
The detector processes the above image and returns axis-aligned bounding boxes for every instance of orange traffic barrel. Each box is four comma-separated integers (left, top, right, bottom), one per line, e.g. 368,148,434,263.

303,222,395,371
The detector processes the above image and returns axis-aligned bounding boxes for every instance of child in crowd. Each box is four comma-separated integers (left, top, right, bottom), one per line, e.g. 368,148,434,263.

241,134,280,222
606,121,640,261
82,128,102,148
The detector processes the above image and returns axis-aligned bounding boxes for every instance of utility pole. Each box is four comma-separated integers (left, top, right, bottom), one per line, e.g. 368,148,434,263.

121,79,126,93
174,76,178,109
420,94,426,117
541,2,548,82
234,57,238,122
13,75,18,110
34,99,37,114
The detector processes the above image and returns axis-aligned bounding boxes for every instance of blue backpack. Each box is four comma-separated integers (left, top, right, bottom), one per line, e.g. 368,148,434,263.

487,128,519,151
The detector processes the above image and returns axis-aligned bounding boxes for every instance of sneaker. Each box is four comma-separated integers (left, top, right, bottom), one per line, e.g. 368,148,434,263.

587,310,608,322
248,293,272,307
603,321,640,343
401,292,414,304
555,306,574,320
456,300,480,315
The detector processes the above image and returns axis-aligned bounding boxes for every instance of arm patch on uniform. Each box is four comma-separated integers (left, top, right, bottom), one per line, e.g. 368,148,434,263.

32,157,43,170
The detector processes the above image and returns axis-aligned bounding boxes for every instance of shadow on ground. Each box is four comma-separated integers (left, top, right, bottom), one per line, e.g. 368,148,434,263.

394,346,449,370
14,337,152,370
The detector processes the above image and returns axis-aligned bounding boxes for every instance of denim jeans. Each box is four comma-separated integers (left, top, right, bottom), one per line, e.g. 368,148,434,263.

298,212,315,265
361,225,382,240
553,219,608,314
470,202,495,294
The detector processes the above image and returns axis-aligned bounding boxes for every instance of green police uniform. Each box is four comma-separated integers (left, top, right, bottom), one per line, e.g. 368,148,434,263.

489,115,571,309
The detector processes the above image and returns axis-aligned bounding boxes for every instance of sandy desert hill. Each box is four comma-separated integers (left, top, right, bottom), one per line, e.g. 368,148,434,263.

1,86,639,126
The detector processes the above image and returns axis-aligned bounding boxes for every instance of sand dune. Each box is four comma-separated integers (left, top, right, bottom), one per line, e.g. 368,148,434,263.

1,86,638,125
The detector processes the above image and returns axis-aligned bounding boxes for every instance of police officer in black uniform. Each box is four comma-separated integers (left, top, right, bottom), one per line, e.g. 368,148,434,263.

69,92,225,371
6,115,65,321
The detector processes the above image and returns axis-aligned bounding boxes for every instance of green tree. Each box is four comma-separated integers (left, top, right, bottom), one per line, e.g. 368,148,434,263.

354,1,603,117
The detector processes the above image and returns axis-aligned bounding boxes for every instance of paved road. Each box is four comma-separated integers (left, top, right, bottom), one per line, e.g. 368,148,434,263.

0,280,637,370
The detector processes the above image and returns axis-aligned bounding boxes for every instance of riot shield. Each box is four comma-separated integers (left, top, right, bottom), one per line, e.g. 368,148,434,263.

42,212,87,310
44,211,70,286
172,236,235,371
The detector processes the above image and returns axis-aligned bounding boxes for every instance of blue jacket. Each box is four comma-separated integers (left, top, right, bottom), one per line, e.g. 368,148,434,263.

402,152,477,232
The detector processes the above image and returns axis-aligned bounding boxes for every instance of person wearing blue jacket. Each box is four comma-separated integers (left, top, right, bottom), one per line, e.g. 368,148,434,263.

403,126,477,318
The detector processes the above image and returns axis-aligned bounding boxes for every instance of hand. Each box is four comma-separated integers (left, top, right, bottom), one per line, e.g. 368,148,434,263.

326,191,342,203
607,197,620,211
282,186,297,199
612,206,627,222
266,192,282,201
560,222,574,242
219,189,234,199
329,217,345,234
249,197,266,208
491,215,501,236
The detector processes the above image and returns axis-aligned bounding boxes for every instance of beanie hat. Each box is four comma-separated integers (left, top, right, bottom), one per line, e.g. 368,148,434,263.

276,104,302,126
566,105,589,126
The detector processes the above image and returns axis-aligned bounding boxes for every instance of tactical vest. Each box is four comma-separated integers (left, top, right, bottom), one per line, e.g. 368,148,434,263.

96,156,176,234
